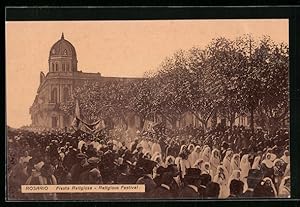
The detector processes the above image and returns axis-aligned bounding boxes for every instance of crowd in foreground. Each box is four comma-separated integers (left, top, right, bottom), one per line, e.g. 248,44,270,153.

7,124,290,200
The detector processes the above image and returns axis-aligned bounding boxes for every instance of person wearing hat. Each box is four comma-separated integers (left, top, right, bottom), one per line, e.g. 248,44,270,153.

198,173,212,198
63,146,77,171
100,149,116,184
205,181,220,199
149,172,174,198
39,163,58,200
227,179,244,198
69,153,88,184
136,159,157,194
241,169,264,197
165,164,180,197
79,157,101,184
153,165,167,186
116,160,137,184
88,168,102,184
178,168,201,198
8,154,31,199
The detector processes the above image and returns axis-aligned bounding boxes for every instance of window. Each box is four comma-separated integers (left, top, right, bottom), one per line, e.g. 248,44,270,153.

62,63,65,72
52,117,58,128
64,49,67,55
66,63,69,71
63,87,69,102
51,88,58,103
55,63,58,71
52,63,54,72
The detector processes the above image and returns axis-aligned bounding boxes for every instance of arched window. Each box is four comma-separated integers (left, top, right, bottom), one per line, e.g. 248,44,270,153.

62,63,65,72
66,63,69,71
52,63,54,72
63,87,69,102
51,88,58,103
55,63,58,72
64,49,67,55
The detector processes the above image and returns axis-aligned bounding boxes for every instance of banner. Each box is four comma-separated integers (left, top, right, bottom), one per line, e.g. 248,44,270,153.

71,99,106,134
72,117,105,135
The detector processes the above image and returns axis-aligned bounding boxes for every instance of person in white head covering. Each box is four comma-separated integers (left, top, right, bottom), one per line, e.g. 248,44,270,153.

201,146,211,163
200,145,208,158
193,158,204,169
273,158,286,190
278,176,290,198
164,155,175,167
188,145,201,166
225,169,242,198
210,149,221,177
201,162,214,178
152,153,164,167
280,150,290,164
143,151,152,160
140,136,151,154
223,150,233,174
261,153,274,178
175,145,187,167
187,143,195,154
284,163,290,177
230,154,240,175
213,165,229,198
152,154,164,178
265,148,277,161
240,154,251,180
252,155,261,170
175,145,190,179
262,177,278,197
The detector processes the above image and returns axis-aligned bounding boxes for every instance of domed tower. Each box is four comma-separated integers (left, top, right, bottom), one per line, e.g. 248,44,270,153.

48,33,78,73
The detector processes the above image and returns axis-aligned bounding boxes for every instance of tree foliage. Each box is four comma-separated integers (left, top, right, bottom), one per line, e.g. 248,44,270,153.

60,35,289,133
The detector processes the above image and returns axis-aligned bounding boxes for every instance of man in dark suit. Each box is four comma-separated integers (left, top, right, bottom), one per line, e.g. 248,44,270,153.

242,169,264,198
198,173,212,198
150,172,174,198
136,159,157,194
227,179,244,199
178,168,201,198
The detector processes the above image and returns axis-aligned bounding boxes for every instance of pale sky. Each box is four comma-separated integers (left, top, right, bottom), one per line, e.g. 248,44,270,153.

6,19,288,128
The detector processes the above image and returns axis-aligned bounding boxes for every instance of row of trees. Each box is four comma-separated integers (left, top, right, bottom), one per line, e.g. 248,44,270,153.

60,35,289,133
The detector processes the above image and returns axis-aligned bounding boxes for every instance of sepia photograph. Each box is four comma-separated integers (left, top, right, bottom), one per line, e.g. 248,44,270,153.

6,19,290,200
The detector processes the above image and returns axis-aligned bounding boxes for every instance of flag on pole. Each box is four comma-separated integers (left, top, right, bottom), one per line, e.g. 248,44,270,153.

75,99,81,119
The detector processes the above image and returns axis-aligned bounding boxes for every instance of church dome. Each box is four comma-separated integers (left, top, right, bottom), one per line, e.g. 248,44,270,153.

49,33,77,61
48,33,78,72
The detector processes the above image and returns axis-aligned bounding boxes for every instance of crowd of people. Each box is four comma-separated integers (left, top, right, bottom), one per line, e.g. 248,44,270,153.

7,124,290,200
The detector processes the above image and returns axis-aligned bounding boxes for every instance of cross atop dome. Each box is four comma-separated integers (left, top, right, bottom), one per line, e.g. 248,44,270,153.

61,32,64,39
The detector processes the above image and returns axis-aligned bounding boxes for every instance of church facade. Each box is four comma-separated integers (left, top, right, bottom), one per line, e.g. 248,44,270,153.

29,33,139,129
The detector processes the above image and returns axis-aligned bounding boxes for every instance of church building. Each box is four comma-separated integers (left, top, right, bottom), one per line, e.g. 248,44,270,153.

29,33,138,129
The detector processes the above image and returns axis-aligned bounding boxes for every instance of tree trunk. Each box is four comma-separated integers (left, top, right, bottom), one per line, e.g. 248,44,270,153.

211,111,217,129
230,112,235,129
250,105,254,134
139,116,145,130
